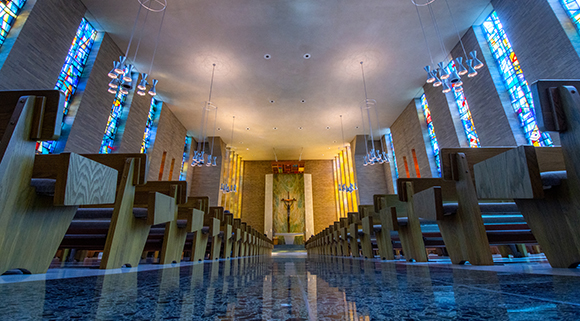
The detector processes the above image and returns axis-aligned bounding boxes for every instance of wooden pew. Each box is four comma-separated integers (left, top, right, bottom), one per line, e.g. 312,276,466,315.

475,146,576,267
232,218,242,258
398,148,529,265
0,90,118,275
222,211,234,259
208,206,224,260
65,154,187,269
372,194,409,260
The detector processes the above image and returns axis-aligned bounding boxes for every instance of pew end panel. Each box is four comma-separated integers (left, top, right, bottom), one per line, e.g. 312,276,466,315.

474,146,565,200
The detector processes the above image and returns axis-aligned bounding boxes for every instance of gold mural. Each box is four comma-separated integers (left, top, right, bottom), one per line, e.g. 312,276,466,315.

273,174,305,234
333,145,358,219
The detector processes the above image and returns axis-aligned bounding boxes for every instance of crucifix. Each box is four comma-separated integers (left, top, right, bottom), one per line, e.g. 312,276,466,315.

281,192,297,233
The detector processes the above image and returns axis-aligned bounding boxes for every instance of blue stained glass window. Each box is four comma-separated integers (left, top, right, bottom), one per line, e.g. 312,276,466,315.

387,132,399,179
100,90,127,154
179,136,193,181
141,98,159,154
447,62,481,148
37,18,97,154
562,0,580,30
0,0,25,49
420,94,441,176
482,11,553,147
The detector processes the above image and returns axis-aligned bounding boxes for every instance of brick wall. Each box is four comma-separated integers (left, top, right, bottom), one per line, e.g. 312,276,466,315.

350,135,388,205
146,103,187,182
0,0,86,90
239,160,337,235
390,100,434,178
64,33,128,153
450,28,518,147
304,160,336,234
189,137,226,206
423,82,462,149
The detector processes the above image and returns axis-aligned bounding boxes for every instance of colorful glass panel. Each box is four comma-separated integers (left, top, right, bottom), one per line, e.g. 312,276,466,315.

482,11,553,146
387,132,399,179
420,94,441,176
0,0,25,48
179,136,193,181
562,0,580,30
37,18,97,154
141,98,159,154
100,90,127,153
447,62,481,148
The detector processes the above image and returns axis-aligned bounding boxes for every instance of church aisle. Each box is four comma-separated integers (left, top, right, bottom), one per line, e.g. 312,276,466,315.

1,256,580,320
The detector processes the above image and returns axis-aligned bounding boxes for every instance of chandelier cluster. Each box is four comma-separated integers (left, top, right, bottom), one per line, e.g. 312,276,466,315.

192,65,219,168
358,62,389,167
338,183,358,193
414,0,484,94
108,0,166,97
221,116,237,194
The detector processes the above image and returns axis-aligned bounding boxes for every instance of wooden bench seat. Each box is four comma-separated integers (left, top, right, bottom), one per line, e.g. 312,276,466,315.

0,90,119,275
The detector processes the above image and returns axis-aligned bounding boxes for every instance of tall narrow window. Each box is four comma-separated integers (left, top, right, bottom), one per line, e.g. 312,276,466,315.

387,132,399,179
179,136,193,181
158,151,167,180
447,62,481,148
420,94,441,176
403,156,410,178
0,0,25,49
37,18,97,154
141,98,160,154
100,90,127,153
412,149,421,178
482,11,553,146
562,0,580,30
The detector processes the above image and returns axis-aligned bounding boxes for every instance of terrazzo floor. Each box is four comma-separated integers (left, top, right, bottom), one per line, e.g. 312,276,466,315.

1,254,580,320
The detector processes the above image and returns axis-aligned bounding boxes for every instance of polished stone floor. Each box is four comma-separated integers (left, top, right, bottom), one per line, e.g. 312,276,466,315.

1,254,580,320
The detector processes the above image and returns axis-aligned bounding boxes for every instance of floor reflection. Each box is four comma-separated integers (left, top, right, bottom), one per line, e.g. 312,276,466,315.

1,256,580,320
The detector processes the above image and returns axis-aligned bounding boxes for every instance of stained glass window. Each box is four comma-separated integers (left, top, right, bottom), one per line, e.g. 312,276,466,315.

562,0,580,30
0,0,25,49
387,132,399,179
100,90,127,154
420,94,441,176
482,11,553,146
141,98,159,154
179,136,193,181
37,18,97,154
447,62,481,148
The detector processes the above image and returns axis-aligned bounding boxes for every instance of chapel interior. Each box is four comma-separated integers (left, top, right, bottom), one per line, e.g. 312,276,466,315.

2,0,580,319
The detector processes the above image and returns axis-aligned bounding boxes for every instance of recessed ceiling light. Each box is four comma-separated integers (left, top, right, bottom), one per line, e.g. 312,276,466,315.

269,100,275,103
333,140,337,143
299,127,303,130
264,54,271,59
217,128,221,131
303,53,311,59
240,141,243,144
355,126,359,129
246,127,250,130
273,127,277,130
246,148,249,150
301,99,305,103
326,126,330,129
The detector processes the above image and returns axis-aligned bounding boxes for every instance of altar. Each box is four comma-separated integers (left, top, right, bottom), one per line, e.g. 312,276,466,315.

263,163,314,242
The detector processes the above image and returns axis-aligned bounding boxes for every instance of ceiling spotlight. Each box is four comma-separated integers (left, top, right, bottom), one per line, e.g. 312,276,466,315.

246,127,250,130
299,127,303,130
217,128,221,131
355,126,359,129
264,54,271,59
301,99,305,103
269,100,275,103
303,53,311,59
273,127,277,130
326,126,330,129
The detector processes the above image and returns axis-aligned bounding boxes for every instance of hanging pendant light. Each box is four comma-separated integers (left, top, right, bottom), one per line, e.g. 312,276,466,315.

466,59,478,78
432,70,442,87
470,50,484,70
107,1,166,97
359,61,387,167
192,64,218,169
221,116,237,194
455,57,468,76
424,66,436,83
442,80,452,94
148,79,158,96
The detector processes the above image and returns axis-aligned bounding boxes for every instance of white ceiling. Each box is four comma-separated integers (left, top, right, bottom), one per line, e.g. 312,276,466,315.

82,0,491,160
